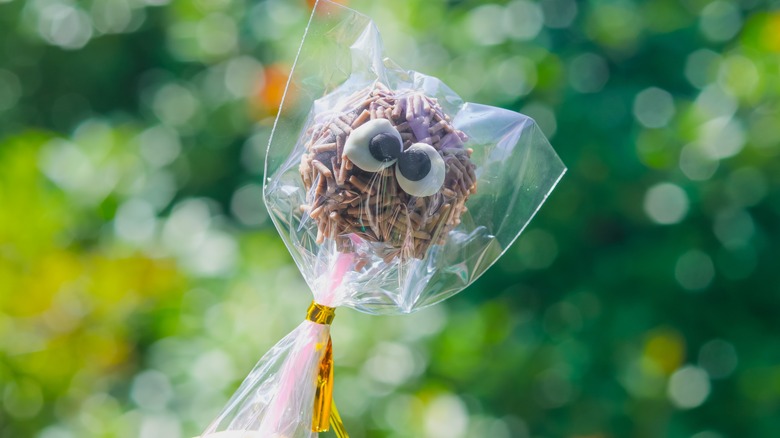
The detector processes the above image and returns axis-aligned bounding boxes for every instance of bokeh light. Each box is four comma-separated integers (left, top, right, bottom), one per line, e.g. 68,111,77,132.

633,87,676,128
643,182,689,225
667,365,711,409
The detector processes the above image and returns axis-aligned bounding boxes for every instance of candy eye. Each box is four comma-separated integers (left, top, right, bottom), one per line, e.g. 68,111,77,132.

396,143,445,197
343,119,402,172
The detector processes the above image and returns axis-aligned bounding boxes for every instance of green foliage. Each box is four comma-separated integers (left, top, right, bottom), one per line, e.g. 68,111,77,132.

1,0,779,437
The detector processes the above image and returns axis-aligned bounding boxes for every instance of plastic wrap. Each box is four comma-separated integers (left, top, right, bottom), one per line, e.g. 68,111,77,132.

200,1,565,436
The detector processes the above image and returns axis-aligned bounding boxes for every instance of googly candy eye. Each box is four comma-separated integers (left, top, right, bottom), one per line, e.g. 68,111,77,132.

343,119,403,172
396,143,445,197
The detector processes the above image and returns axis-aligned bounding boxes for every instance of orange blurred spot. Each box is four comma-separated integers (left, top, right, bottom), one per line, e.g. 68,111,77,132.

252,64,293,117
763,13,780,52
643,328,685,375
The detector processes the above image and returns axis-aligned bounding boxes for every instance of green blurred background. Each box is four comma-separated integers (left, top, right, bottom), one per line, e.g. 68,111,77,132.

1,0,779,437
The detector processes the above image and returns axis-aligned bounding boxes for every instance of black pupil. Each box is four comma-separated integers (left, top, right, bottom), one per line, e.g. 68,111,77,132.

369,133,401,162
397,149,431,182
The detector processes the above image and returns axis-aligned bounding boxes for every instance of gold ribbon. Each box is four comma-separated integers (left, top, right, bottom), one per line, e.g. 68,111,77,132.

306,301,336,325
305,301,349,437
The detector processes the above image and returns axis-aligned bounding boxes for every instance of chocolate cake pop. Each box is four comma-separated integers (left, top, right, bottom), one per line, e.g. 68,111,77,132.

299,83,477,261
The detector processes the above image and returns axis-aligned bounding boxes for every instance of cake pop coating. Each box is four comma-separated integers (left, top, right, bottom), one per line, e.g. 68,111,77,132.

299,83,477,260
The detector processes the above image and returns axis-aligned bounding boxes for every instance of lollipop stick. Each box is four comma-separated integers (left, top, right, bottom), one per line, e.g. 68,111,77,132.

259,252,354,435
320,252,355,306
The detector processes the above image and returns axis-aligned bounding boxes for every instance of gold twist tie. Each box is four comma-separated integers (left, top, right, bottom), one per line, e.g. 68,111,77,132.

306,301,336,325
305,301,348,437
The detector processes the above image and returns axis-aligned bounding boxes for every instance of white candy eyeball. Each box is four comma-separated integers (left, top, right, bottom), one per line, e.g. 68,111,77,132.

343,119,403,172
396,143,445,197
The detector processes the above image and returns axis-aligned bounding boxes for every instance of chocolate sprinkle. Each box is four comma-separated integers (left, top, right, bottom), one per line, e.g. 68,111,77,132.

300,83,477,260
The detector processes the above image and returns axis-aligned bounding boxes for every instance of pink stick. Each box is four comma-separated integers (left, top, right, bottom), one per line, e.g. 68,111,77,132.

320,252,355,307
261,252,354,434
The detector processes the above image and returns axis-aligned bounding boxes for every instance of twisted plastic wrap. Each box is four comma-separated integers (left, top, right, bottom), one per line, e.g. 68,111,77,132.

200,1,565,436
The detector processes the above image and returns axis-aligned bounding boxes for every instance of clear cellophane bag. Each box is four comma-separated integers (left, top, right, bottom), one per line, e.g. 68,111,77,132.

199,1,565,437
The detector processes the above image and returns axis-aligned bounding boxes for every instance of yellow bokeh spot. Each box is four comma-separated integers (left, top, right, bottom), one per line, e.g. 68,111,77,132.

643,328,685,375
11,251,82,317
763,13,780,52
